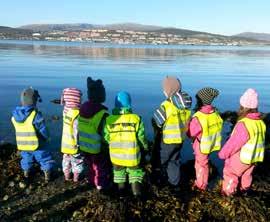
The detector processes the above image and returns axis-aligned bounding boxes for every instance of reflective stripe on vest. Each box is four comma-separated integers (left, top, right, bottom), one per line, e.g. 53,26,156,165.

162,100,191,144
78,110,106,154
193,111,223,154
61,109,79,155
106,113,141,167
239,118,266,164
11,110,39,151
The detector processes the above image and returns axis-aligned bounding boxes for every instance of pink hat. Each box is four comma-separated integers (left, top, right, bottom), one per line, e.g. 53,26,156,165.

240,88,258,109
61,88,82,112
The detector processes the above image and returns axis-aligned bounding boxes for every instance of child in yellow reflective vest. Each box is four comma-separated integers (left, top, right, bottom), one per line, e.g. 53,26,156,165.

61,88,84,182
11,87,54,182
104,91,148,199
219,89,266,196
152,76,192,188
187,87,223,191
79,77,110,190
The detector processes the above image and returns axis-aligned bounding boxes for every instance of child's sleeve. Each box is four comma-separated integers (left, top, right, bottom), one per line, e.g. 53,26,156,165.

102,117,110,144
218,122,249,159
153,105,166,128
137,119,148,151
186,117,202,139
33,111,50,141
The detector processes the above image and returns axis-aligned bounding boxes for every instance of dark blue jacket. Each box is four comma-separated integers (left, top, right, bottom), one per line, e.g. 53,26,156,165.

12,105,49,141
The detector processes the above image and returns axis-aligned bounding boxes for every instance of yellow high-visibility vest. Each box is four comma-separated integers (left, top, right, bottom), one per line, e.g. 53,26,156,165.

239,117,266,164
162,100,191,144
193,111,223,154
61,109,80,155
105,113,141,167
11,110,39,151
78,110,106,154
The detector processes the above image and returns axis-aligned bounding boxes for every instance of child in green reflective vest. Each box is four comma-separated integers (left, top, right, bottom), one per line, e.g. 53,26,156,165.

104,91,148,199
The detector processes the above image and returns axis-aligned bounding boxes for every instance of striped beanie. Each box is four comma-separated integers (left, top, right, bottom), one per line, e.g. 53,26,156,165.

196,87,219,105
61,88,82,112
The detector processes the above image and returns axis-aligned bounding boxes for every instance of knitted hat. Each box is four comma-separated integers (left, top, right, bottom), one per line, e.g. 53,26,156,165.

196,87,219,105
240,88,258,109
115,91,131,109
21,87,41,106
162,76,181,98
61,88,82,112
87,77,106,103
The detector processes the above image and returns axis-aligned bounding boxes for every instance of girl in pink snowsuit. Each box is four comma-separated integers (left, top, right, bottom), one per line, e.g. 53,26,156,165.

187,87,223,191
218,88,266,196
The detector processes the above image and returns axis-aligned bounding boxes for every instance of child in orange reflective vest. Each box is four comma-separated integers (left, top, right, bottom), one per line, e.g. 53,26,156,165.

61,88,84,182
218,89,266,196
187,87,223,191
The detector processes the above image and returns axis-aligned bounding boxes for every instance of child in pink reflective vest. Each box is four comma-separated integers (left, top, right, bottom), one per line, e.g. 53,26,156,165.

218,89,266,196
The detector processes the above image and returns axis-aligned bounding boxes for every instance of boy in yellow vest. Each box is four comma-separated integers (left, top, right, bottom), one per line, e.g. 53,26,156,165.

218,89,266,196
11,87,54,182
78,77,110,190
104,91,148,199
187,87,223,191
61,88,84,182
153,76,192,188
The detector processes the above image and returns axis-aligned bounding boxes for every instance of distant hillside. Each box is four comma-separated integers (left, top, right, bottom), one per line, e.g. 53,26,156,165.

101,23,164,31
234,32,270,42
0,26,32,38
20,23,94,32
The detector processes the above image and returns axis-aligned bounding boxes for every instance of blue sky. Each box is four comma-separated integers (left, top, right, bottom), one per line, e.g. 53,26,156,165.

1,0,269,35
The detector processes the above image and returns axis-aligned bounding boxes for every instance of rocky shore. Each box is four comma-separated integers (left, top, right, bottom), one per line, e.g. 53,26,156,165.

0,112,270,221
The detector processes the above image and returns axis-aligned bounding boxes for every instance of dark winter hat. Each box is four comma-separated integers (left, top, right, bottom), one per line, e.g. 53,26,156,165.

162,76,181,98
87,77,106,103
196,87,219,105
20,87,42,106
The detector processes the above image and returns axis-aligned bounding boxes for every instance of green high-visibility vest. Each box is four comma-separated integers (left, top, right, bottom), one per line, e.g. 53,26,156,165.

78,110,106,154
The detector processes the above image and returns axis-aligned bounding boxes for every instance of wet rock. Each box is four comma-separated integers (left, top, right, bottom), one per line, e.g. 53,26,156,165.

8,181,15,187
3,195,9,201
19,182,26,189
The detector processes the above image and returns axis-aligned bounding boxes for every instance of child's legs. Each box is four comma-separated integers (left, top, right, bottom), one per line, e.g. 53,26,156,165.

70,153,84,175
194,147,209,190
20,151,34,171
34,150,54,172
127,167,145,184
113,166,127,184
240,165,255,191
222,162,239,196
92,153,110,188
160,142,181,185
62,154,72,175
84,154,95,185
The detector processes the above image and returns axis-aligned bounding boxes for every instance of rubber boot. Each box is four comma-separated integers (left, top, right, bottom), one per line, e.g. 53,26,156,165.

23,170,29,178
131,182,142,197
118,183,126,199
44,171,51,183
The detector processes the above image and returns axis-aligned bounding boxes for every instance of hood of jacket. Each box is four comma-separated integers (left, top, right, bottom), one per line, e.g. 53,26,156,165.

12,105,36,122
80,100,108,118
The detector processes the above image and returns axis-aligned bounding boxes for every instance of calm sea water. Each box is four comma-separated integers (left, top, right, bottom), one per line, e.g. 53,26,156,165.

1,40,270,166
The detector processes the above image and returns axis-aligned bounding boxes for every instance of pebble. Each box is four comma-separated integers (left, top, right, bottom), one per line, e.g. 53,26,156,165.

25,188,31,195
3,195,9,201
19,182,26,189
9,181,15,187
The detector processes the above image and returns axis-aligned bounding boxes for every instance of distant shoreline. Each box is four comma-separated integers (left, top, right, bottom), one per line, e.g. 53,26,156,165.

1,39,270,49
